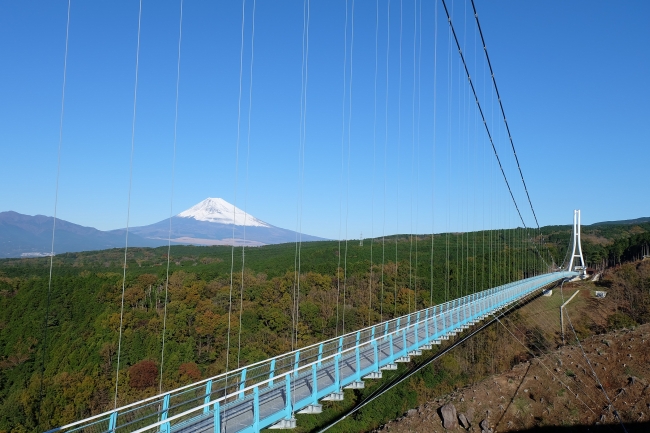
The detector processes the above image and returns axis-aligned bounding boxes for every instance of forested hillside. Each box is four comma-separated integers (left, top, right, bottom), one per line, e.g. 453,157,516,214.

0,222,648,432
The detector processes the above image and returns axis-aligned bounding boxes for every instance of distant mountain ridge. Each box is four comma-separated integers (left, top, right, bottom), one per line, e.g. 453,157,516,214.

0,198,325,258
127,198,324,246
589,216,650,226
0,211,167,258
1,202,644,259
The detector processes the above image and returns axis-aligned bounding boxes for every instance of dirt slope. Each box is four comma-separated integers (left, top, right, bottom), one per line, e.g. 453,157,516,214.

374,323,650,432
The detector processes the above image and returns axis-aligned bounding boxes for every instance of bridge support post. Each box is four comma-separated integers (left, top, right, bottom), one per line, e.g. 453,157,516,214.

355,331,361,378
424,308,430,342
269,359,276,387
434,306,438,336
415,311,420,348
334,353,341,391
204,380,212,414
370,326,378,367
161,394,170,433
285,373,292,418
335,337,343,391
239,369,247,400
253,386,260,431
311,363,318,402
213,401,220,433
108,411,117,433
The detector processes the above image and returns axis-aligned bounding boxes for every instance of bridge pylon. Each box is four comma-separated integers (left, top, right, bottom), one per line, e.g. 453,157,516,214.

567,209,587,277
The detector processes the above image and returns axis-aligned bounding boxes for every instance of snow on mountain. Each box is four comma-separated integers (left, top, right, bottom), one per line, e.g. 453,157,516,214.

177,198,270,227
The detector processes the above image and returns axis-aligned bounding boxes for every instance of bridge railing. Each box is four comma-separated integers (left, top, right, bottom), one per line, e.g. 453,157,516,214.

50,271,576,433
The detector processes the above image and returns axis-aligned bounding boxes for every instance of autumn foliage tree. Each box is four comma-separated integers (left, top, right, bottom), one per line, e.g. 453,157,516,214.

129,360,158,390
178,362,202,382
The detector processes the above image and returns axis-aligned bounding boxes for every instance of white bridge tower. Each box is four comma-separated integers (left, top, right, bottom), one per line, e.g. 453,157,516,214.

567,209,586,276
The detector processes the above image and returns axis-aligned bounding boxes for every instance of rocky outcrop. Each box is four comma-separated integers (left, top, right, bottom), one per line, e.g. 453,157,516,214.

439,403,458,429
458,412,471,429
479,418,493,433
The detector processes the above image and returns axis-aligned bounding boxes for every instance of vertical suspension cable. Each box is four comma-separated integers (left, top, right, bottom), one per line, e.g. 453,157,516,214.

444,0,452,302
336,0,349,337
408,0,417,313
381,0,391,323
342,0,355,335
115,0,143,408
463,0,469,297
415,0,422,309
226,0,247,380
455,0,461,299
40,0,71,404
160,0,184,394
369,0,379,326
394,0,403,317
291,1,310,412
477,38,480,290
470,0,477,293
237,0,256,368
293,0,306,349
296,0,311,344
430,0,438,306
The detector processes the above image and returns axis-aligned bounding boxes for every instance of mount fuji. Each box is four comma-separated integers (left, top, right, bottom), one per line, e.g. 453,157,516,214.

127,198,325,246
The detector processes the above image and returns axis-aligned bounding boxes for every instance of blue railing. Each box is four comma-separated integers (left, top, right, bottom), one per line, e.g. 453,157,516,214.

49,271,575,433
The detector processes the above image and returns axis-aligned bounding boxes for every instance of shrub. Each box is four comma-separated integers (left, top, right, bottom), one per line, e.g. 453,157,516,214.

607,312,637,330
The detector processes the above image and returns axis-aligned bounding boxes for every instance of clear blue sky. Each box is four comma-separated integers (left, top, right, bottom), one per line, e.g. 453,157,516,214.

1,1,648,240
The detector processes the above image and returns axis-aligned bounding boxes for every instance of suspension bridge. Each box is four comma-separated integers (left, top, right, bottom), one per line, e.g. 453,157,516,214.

48,268,583,433
17,0,607,431
46,209,590,433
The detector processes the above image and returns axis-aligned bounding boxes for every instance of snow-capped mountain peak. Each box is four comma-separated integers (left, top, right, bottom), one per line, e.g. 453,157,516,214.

177,198,270,227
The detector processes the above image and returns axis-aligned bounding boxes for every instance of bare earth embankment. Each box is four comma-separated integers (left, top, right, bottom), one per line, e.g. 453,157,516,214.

374,281,650,433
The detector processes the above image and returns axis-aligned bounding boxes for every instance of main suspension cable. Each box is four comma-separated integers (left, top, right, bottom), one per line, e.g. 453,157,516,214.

441,0,527,230
469,0,539,230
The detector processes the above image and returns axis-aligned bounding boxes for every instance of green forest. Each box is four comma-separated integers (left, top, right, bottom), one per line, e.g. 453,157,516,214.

0,221,648,432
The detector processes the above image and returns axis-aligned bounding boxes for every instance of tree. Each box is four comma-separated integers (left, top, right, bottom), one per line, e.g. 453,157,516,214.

129,360,158,390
